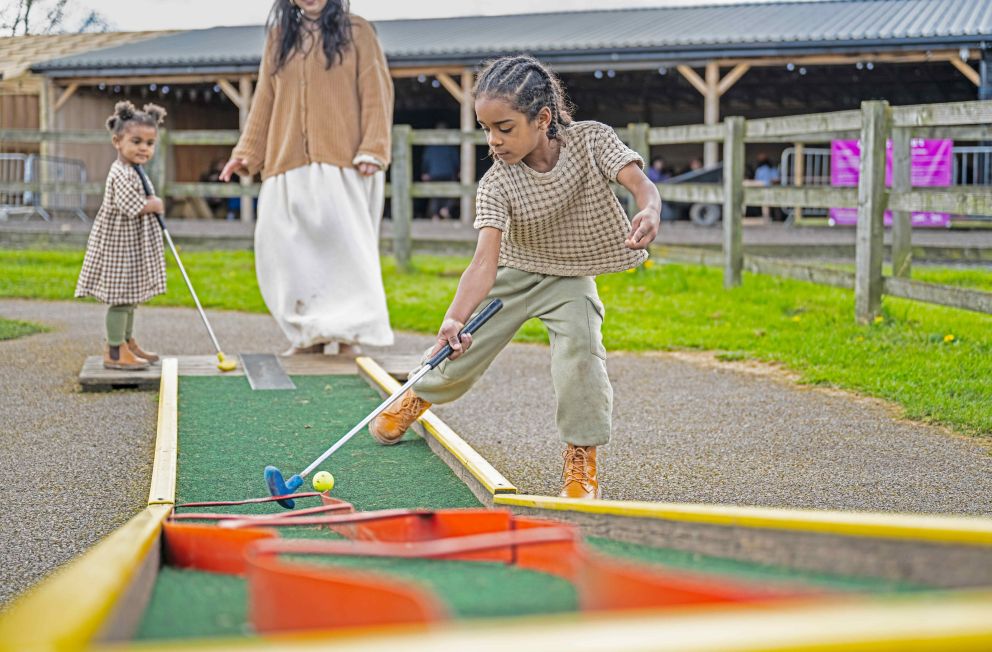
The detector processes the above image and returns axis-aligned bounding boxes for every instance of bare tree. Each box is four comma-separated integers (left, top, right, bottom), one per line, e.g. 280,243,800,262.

1,0,110,36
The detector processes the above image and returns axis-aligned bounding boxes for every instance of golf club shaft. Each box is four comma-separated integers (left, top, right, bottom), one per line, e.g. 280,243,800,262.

133,164,224,355
299,298,503,478
300,363,432,477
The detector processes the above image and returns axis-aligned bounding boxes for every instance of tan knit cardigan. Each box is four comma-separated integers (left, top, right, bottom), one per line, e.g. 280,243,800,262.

233,15,393,180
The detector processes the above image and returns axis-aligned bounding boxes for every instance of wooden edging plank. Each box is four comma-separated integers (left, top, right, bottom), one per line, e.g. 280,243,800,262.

93,590,992,652
0,359,181,650
355,356,516,497
148,358,178,505
493,494,992,548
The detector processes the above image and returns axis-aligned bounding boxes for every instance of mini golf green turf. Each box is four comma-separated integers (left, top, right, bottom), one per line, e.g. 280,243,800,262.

135,374,931,641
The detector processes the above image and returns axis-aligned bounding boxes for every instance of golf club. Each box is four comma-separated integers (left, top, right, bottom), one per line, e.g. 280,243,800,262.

265,298,503,508
134,164,237,372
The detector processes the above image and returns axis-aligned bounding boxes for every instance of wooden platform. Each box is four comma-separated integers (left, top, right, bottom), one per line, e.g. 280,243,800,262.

78,353,419,391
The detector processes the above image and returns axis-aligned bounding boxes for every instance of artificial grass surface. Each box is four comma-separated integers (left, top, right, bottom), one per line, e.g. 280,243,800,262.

0,317,46,340
137,374,933,641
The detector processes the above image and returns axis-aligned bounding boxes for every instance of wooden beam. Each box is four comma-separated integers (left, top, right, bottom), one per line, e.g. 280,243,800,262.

237,75,254,223
391,125,413,271
890,128,912,279
435,72,463,104
648,123,725,144
389,66,465,79
950,58,981,87
717,49,972,68
676,65,708,96
704,62,720,166
216,79,243,110
52,82,79,113
460,68,476,225
717,64,750,96
62,74,252,86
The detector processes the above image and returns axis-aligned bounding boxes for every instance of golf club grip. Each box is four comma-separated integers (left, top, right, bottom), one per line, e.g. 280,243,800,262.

132,165,167,229
425,298,503,369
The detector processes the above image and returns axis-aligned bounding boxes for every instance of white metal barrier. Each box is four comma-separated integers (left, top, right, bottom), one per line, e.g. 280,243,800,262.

0,153,89,222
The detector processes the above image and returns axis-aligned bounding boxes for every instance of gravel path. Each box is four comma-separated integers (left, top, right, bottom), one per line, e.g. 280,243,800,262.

2,298,990,607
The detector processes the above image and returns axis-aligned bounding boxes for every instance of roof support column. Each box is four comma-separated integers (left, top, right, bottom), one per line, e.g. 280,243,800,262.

678,62,750,167
703,62,720,167
238,75,254,223
460,67,475,225
980,45,992,101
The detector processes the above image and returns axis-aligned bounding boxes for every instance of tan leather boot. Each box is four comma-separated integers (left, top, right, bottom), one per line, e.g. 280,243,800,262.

369,389,431,445
103,343,150,371
559,444,601,499
127,338,159,363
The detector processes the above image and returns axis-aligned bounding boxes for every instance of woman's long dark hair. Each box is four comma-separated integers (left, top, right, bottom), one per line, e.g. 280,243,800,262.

267,0,352,72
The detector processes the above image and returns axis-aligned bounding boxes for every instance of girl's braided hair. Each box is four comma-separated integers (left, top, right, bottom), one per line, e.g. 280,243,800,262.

106,101,167,135
473,55,574,140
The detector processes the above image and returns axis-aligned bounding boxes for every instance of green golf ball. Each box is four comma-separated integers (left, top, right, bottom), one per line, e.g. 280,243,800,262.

312,471,335,492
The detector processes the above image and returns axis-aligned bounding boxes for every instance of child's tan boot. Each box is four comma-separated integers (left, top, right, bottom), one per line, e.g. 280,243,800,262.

103,343,150,371
559,444,601,500
126,338,159,363
369,389,431,445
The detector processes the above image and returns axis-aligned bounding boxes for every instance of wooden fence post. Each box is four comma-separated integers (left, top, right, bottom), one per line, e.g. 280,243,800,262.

627,122,650,216
391,125,413,272
891,127,912,278
722,116,745,288
855,100,891,323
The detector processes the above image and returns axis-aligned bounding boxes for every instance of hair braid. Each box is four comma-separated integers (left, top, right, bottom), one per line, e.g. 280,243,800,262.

474,55,574,142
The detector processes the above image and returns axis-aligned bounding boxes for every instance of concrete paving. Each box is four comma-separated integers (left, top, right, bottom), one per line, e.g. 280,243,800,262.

1,298,991,608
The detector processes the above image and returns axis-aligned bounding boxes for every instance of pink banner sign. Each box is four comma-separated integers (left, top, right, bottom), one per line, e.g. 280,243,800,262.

829,139,953,228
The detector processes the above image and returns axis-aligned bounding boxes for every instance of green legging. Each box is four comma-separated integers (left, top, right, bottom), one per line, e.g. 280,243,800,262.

106,304,136,346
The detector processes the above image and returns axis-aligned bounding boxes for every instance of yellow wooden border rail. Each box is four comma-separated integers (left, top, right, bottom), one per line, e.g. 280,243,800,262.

355,356,516,495
95,590,992,652
0,358,180,651
494,495,992,548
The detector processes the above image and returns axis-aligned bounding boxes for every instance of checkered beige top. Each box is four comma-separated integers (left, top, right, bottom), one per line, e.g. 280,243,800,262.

474,121,649,277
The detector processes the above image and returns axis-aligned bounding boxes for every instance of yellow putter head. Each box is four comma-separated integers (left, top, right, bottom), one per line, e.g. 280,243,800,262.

217,352,238,372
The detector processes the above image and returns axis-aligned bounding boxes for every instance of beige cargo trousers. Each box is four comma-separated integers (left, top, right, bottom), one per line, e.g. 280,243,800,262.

414,267,613,447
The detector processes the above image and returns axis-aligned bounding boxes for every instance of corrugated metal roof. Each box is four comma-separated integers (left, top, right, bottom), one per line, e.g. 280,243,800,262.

32,0,992,74
0,31,175,80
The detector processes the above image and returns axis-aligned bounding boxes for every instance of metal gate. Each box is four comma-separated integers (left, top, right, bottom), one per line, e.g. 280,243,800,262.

0,153,89,222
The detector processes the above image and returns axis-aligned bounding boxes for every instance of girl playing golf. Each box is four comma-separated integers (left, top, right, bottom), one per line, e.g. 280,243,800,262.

371,55,661,499
76,101,168,370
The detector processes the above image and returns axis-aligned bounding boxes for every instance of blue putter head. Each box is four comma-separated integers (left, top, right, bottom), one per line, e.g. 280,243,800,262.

264,465,303,509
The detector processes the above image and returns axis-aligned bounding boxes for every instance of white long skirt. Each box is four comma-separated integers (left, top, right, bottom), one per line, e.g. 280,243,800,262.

255,163,394,348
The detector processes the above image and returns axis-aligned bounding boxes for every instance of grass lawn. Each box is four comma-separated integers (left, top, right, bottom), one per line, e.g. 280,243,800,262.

0,248,989,436
0,317,46,341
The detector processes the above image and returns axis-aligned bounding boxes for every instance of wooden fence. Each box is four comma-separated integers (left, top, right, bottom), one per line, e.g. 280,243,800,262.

3,98,992,321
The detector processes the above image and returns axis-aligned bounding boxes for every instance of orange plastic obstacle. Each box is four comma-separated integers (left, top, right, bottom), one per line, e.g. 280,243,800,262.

165,495,810,634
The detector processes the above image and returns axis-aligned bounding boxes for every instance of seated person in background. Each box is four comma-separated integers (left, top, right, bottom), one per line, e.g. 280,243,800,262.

753,152,781,223
646,157,671,183
421,121,461,221
200,158,227,219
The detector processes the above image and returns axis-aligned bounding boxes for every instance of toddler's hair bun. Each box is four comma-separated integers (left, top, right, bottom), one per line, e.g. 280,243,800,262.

142,103,167,126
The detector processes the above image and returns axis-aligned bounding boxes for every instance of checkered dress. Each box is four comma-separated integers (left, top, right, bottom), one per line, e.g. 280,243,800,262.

75,160,166,304
474,121,649,277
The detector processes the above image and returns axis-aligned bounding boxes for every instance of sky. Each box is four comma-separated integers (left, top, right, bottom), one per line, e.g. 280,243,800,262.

66,0,819,31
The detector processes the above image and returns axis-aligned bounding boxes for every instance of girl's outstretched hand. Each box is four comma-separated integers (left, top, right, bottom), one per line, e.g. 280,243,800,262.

219,157,249,181
625,207,660,249
430,318,473,361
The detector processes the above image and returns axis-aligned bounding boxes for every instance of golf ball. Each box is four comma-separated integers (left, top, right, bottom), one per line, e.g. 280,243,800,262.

312,471,335,492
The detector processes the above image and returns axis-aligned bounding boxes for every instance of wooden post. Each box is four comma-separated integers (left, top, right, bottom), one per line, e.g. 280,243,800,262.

38,79,53,209
627,122,650,216
792,142,805,223
148,128,168,208
238,75,255,223
722,116,745,288
891,127,912,278
391,125,413,272
704,62,720,167
459,68,475,225
855,100,890,324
